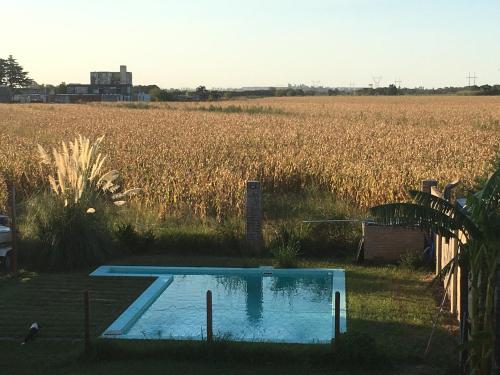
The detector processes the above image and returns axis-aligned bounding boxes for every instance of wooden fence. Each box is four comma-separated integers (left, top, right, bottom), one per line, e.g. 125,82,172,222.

429,180,500,371
429,181,465,321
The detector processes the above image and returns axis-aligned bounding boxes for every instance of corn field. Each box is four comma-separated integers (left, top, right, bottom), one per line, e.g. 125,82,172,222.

0,96,499,218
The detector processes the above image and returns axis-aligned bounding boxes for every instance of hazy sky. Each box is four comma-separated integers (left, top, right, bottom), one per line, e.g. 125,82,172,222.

2,0,499,89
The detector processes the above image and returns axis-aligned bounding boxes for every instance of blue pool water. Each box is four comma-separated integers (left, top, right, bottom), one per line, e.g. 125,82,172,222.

91,266,346,344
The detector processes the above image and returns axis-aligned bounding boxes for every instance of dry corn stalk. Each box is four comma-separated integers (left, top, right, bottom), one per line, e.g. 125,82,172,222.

0,97,498,217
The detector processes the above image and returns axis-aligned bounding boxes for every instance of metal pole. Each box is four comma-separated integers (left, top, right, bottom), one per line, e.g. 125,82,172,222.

206,290,213,343
84,290,91,354
334,291,341,339
9,184,17,273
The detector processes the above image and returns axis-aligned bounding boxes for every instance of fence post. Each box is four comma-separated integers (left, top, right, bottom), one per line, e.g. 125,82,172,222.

9,183,18,273
493,267,500,373
84,290,91,354
334,291,341,339
459,261,469,374
206,290,213,343
424,179,442,276
451,238,458,315
435,235,442,276
246,181,263,254
421,179,437,194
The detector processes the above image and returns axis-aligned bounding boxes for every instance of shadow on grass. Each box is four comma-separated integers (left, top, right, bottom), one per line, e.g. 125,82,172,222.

88,317,457,374
91,334,389,373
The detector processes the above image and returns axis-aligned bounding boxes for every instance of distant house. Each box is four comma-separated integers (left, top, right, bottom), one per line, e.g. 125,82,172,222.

12,93,45,103
0,86,12,103
11,86,53,103
65,65,133,102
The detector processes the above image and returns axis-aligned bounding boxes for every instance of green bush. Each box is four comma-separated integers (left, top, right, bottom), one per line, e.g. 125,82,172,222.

22,193,113,271
215,219,244,252
22,135,139,271
115,223,157,254
399,249,425,270
269,226,301,268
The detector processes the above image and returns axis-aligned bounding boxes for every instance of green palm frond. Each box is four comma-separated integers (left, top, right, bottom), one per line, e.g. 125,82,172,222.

409,190,455,213
409,190,479,240
369,203,461,240
479,168,500,211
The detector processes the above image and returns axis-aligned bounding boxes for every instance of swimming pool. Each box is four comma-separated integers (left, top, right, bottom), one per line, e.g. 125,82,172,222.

91,266,346,344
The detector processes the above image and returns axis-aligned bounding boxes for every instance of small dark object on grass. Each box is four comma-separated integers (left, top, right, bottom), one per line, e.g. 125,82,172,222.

21,322,40,345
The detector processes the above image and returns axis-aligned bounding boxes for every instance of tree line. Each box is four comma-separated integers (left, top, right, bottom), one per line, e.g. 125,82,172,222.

3,55,500,99
141,84,500,102
356,84,500,96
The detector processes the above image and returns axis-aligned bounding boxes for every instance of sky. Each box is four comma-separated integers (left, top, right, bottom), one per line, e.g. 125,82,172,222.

1,0,500,89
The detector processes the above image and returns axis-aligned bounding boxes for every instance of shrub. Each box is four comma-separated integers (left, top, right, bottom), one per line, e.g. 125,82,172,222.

115,223,157,254
23,193,113,271
215,219,244,253
399,249,425,270
269,226,301,268
24,135,139,271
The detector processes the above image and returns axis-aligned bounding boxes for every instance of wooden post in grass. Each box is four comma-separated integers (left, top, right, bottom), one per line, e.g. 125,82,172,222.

8,183,18,273
334,291,341,339
206,290,213,343
84,290,91,354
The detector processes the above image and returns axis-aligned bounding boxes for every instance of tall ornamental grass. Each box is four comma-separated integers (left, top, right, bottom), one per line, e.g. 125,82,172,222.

25,135,138,271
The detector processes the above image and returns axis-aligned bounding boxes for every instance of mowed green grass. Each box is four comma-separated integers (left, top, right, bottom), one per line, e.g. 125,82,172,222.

0,255,458,374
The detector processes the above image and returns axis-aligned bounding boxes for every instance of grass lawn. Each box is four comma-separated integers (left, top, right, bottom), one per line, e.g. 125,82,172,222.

0,255,458,374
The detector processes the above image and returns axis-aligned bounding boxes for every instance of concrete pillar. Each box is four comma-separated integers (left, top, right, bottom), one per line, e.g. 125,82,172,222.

422,179,438,194
246,181,263,254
